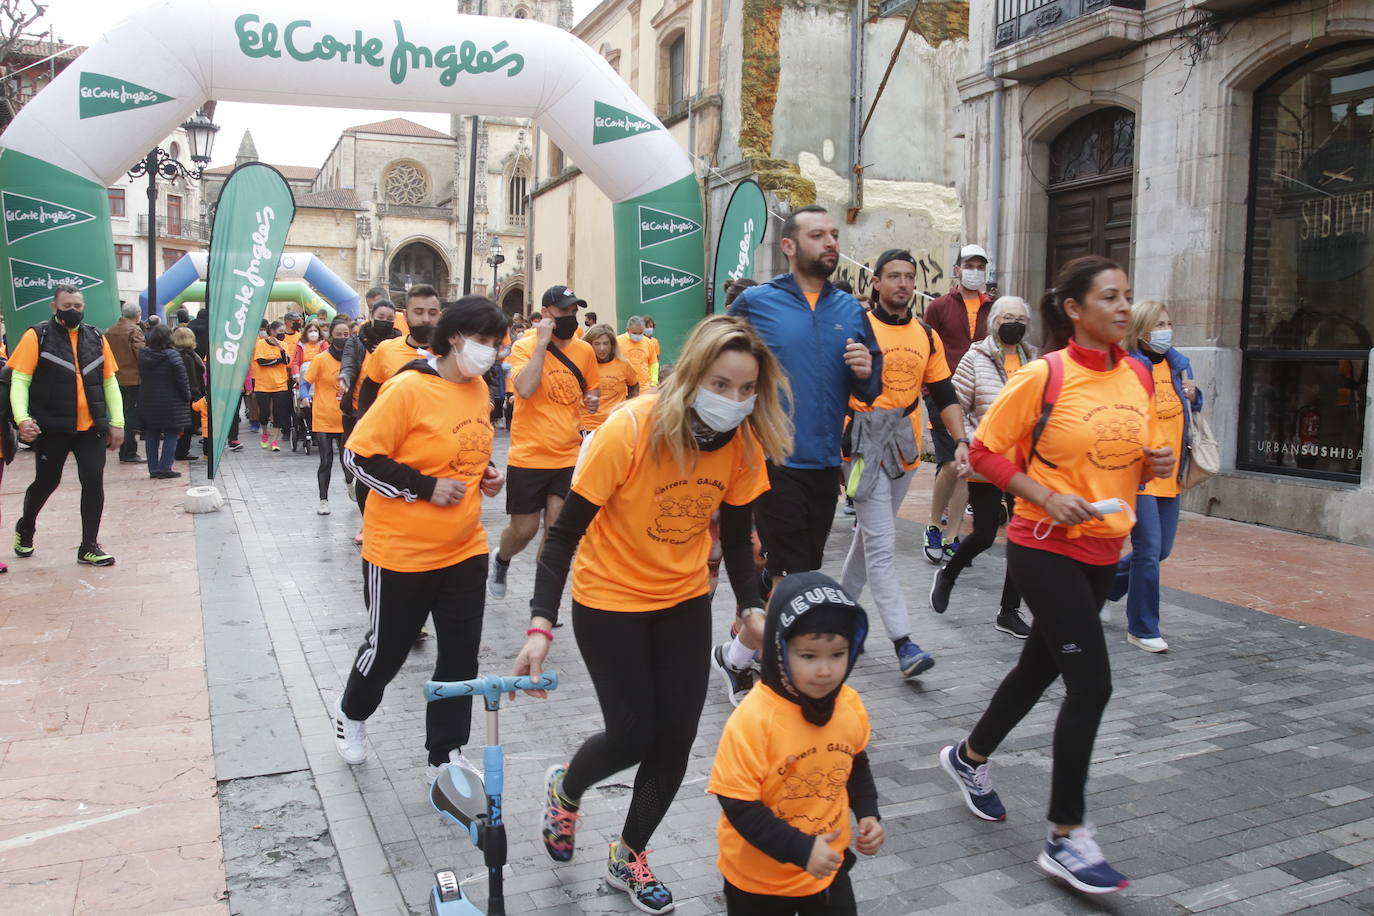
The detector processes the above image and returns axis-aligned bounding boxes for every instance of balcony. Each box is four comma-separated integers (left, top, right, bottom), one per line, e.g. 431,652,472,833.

992,0,1145,80
136,214,210,243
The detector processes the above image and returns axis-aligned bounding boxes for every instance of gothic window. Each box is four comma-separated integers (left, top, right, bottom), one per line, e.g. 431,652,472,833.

384,161,429,205
1047,108,1135,186
507,161,530,227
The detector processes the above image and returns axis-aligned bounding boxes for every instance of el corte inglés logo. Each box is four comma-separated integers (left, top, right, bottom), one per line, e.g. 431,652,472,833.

593,101,659,144
638,206,701,249
2,192,96,245
78,72,174,119
9,259,103,310
640,260,702,304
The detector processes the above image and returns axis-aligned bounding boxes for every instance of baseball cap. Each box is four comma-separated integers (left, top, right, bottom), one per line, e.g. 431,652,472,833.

959,244,989,262
542,285,587,310
872,249,918,277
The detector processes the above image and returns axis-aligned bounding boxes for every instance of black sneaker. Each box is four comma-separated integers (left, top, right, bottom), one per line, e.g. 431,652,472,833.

995,611,1032,639
938,743,1006,822
227,440,245,452
929,568,954,614
712,643,755,707
14,529,34,558
486,550,509,598
77,544,116,567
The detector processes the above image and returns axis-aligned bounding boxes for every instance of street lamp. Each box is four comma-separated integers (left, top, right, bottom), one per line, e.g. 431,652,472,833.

487,236,505,299
128,106,220,319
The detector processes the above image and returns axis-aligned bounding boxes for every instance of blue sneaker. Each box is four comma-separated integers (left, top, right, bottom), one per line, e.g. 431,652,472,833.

1038,825,1130,894
942,536,962,562
923,525,944,564
606,841,674,913
896,641,934,678
938,743,1006,821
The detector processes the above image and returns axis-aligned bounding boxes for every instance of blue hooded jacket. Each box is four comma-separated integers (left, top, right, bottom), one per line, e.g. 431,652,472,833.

727,275,882,469
1128,346,1203,486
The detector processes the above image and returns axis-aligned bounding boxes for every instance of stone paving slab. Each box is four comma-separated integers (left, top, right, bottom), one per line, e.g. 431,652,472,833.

208,429,1374,914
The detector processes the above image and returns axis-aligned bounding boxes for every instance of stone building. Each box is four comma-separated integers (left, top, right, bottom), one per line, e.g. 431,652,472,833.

956,0,1374,544
527,0,972,336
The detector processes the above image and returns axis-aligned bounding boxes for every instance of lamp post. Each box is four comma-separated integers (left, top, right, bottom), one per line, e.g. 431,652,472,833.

128,107,220,319
487,236,505,300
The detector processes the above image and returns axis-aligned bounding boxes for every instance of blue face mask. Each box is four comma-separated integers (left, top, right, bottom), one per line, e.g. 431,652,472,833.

1147,329,1173,353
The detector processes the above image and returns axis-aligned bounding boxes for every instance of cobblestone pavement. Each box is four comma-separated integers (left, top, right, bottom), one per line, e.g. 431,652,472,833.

206,429,1374,915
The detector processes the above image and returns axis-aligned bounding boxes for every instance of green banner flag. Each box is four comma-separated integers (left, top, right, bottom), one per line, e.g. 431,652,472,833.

78,71,175,119
711,178,770,312
206,163,296,479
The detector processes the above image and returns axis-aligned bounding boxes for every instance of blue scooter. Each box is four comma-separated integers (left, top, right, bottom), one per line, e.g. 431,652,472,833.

423,672,558,916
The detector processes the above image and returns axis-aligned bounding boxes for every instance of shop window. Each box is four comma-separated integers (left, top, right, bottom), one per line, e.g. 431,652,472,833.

1239,43,1374,482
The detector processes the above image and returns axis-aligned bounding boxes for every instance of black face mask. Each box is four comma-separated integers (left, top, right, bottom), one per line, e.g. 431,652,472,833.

997,321,1027,345
274,332,286,341
371,318,394,336
55,308,83,329
408,323,434,345
329,339,347,358
552,314,579,340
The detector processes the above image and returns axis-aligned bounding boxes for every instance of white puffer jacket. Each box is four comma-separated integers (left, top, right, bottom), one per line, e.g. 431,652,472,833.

952,334,1037,433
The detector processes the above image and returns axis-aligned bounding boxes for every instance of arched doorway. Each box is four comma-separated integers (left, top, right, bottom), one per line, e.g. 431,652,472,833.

1045,108,1135,281
388,240,449,297
501,284,525,316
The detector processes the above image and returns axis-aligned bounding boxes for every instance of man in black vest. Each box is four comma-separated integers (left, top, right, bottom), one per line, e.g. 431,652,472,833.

8,286,125,566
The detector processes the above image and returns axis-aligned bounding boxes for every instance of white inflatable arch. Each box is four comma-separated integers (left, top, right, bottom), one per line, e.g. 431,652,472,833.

0,0,705,354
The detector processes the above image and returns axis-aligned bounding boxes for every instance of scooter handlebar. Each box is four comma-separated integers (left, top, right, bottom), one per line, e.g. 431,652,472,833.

424,672,558,702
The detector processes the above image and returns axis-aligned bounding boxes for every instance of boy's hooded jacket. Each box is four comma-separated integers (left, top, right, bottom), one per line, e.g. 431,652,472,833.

761,571,869,726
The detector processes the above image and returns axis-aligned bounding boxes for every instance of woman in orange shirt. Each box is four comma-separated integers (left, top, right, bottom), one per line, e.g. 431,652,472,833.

304,317,352,515
510,316,792,914
938,256,1174,895
581,324,639,432
252,320,292,451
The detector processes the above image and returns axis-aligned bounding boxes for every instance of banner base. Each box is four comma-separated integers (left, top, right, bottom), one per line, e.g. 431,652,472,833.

184,485,225,514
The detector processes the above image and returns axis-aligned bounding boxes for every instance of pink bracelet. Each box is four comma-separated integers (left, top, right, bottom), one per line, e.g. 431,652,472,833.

527,627,554,642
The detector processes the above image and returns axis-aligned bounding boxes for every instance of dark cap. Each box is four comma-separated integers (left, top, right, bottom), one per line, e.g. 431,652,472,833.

542,285,586,310
872,248,917,278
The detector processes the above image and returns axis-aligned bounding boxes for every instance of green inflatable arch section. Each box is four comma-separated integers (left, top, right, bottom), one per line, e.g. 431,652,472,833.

0,1,705,357
166,280,333,321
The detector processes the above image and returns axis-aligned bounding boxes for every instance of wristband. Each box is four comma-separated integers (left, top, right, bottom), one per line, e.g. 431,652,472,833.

738,606,766,622
526,627,554,642
955,437,970,446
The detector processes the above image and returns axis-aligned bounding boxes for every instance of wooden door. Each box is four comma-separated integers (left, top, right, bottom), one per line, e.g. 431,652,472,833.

1045,177,1133,283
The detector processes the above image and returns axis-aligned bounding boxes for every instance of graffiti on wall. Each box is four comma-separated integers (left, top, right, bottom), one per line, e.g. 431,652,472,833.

834,251,947,309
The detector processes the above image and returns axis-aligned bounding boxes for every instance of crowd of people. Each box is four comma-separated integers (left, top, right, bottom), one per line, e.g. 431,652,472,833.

0,203,1205,912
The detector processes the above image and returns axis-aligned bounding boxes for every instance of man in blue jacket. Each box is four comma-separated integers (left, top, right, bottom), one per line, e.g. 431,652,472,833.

712,204,882,704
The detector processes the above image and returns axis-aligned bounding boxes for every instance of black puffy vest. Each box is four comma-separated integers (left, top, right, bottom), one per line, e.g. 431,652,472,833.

28,319,110,434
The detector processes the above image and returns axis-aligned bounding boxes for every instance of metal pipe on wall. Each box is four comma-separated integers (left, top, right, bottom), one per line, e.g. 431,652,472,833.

847,0,865,221
987,64,1005,284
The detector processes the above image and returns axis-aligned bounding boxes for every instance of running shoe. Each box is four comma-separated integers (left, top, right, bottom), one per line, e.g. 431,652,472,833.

896,641,935,678
606,841,675,914
995,611,1032,639
227,440,244,452
426,748,482,787
487,550,509,598
938,743,1006,821
260,435,269,448
942,536,962,562
712,643,755,707
541,763,581,863
1127,634,1168,653
76,544,115,567
1037,825,1129,894
923,525,944,564
333,696,367,765
929,568,953,614
0,560,8,574
318,499,330,516
842,496,856,516
250,422,260,433
14,529,34,558
271,441,281,452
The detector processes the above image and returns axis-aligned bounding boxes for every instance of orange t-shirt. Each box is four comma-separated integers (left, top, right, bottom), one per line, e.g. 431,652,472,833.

804,291,820,310
1003,349,1023,377
347,368,493,572
282,330,301,356
617,334,657,389
963,296,982,339
8,325,118,431
363,336,422,387
570,395,770,611
304,351,344,433
709,683,871,898
850,317,951,471
1142,358,1183,498
251,337,290,392
973,351,1162,562
508,335,600,469
582,357,636,432
296,339,325,370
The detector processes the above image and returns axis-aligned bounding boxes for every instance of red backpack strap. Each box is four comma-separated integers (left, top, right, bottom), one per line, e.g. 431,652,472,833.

1028,351,1063,470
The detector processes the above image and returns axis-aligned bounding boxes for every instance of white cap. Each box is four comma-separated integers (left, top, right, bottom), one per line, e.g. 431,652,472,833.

959,244,989,262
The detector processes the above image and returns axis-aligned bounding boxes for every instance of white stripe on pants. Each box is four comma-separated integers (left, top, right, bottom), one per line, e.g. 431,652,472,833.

840,467,915,641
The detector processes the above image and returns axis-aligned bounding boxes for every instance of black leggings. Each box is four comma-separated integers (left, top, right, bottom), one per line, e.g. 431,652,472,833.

316,432,341,500
943,482,1022,614
967,543,1114,825
723,855,856,915
563,595,712,852
341,413,357,484
340,554,487,766
19,429,106,546
255,390,292,433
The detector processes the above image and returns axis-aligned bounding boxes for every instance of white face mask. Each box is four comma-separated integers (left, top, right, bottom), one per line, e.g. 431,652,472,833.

693,387,756,433
455,337,497,377
1147,329,1173,353
306,332,320,342
628,331,644,341
960,268,987,291
644,327,655,337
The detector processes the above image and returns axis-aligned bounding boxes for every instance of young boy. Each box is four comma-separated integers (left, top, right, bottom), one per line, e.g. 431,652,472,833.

708,571,886,914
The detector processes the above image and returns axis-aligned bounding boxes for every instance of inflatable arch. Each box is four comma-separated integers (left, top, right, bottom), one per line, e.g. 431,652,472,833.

0,0,705,356
162,281,336,322
138,250,360,318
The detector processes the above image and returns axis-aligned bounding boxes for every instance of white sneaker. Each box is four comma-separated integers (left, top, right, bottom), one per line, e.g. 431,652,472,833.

317,499,330,515
427,748,483,786
1099,604,1112,623
487,550,509,599
1127,634,1169,653
333,696,367,765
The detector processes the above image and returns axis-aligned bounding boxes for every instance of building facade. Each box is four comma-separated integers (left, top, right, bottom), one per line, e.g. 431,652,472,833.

957,0,1374,544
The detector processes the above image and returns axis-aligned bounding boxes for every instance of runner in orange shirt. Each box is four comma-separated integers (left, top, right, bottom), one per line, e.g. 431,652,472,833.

510,316,793,914
304,317,352,515
251,320,292,452
334,297,508,784
618,316,659,390
581,324,639,432
486,285,600,599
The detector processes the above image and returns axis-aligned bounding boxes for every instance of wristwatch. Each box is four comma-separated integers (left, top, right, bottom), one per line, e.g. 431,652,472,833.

956,437,971,446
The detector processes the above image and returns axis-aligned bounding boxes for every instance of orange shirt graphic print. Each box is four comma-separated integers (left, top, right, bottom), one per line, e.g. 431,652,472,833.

1083,404,1148,471
648,481,722,544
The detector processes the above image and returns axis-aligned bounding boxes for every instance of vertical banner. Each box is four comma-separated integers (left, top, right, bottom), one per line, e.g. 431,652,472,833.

206,162,295,478
711,178,770,313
